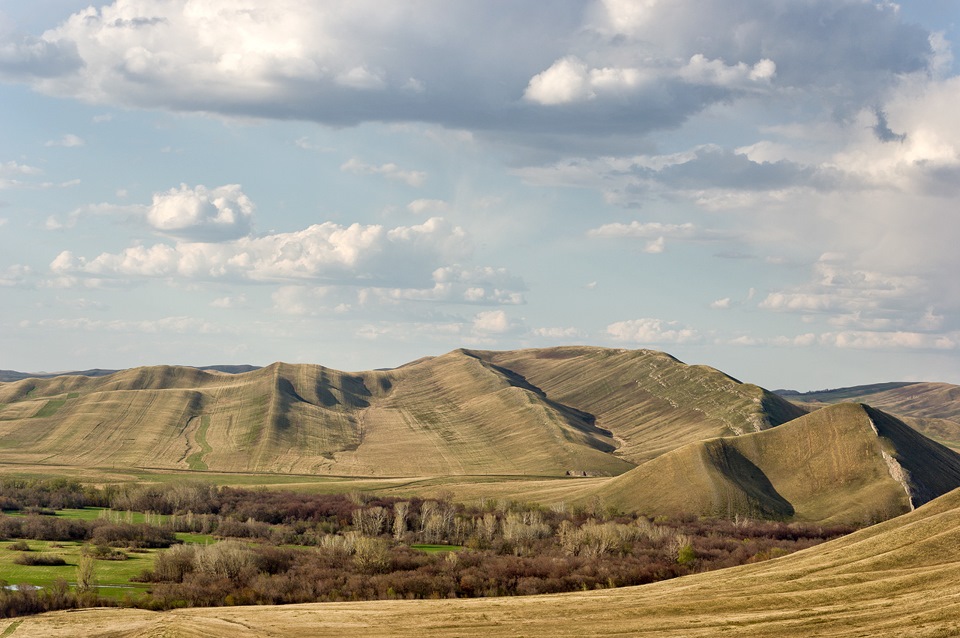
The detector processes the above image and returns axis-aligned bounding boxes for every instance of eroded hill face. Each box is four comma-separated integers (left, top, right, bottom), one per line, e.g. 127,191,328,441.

0,347,800,478
473,347,806,464
594,402,960,524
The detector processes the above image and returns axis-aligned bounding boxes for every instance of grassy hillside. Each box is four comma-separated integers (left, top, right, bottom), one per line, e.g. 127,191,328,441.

593,402,960,523
12,484,960,637
783,381,960,450
0,351,634,477
476,347,806,464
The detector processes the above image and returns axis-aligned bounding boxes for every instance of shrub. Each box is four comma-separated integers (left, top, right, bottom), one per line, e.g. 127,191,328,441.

13,553,67,566
7,541,30,552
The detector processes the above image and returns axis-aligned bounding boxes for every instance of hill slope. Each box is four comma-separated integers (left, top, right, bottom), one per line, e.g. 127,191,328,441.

0,351,634,477
474,347,805,464
14,482,960,637
0,348,806,478
782,381,960,450
593,402,960,523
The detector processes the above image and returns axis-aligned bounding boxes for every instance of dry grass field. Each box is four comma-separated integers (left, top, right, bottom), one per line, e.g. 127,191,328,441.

8,484,960,638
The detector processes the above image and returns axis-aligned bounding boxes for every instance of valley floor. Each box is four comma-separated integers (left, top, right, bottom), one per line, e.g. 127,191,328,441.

8,486,960,638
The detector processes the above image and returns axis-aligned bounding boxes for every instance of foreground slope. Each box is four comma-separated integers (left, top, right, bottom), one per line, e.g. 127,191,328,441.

13,487,960,637
783,381,960,450
0,350,632,477
475,347,805,464
593,402,960,523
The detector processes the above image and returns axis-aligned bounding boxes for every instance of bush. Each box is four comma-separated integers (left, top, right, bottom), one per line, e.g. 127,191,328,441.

13,553,67,566
7,541,30,552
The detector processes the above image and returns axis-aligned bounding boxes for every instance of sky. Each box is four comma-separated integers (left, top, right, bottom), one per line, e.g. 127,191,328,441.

1,0,959,391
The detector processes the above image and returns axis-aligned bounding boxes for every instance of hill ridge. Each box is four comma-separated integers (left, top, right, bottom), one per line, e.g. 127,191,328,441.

593,402,960,523
0,347,802,478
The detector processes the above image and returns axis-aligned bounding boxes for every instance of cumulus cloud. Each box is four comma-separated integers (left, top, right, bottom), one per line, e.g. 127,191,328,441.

49,217,469,287
147,184,254,241
606,318,700,344
472,310,511,334
341,158,426,187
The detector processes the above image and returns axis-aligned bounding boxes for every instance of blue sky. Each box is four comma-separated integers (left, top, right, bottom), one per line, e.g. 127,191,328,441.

1,0,959,390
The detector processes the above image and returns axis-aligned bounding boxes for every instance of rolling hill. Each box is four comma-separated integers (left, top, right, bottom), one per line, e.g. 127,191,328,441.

779,381,960,450
591,402,960,523
0,347,804,478
12,479,960,637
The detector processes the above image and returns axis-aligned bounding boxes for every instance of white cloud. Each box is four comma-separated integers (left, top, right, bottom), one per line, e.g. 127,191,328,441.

407,198,449,214
210,294,246,309
823,331,958,351
0,264,31,287
644,237,665,254
147,184,254,241
472,310,510,334
533,326,584,339
588,221,697,239
362,265,525,305
606,318,700,344
341,158,426,187
0,160,43,189
0,160,41,176
678,54,775,88
710,297,731,309
49,217,469,287
44,133,84,147
30,316,227,335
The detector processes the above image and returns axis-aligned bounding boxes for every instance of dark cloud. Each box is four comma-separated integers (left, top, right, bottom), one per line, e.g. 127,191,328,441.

0,34,82,79
653,147,845,192
0,0,936,146
872,108,907,143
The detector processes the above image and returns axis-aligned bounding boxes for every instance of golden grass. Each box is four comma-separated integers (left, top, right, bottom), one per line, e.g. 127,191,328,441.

12,487,960,637
476,347,806,464
595,403,960,524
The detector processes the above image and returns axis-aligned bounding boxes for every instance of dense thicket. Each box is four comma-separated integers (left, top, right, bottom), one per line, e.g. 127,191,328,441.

1,480,854,614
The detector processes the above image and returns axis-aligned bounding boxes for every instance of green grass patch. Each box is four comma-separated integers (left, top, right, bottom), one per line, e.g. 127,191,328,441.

411,544,462,553
0,539,154,600
175,532,215,544
66,392,80,399
33,398,67,418
186,415,212,471
1,620,24,638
